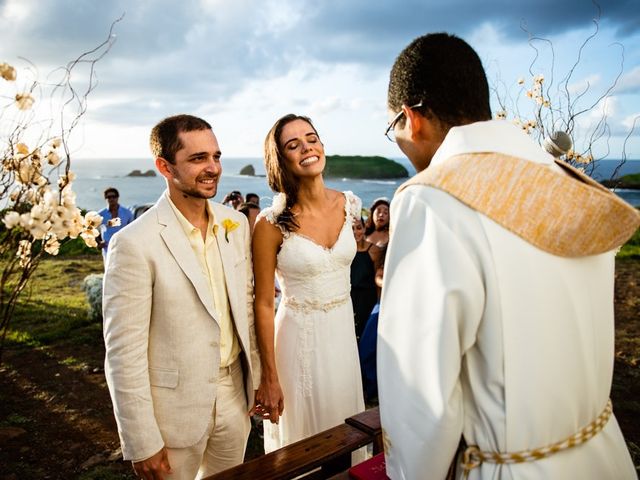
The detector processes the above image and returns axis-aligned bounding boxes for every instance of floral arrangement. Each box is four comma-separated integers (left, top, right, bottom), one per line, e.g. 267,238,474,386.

491,9,637,176
0,23,118,361
82,274,105,321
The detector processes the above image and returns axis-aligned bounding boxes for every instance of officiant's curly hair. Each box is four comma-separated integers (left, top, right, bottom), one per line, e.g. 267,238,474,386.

264,113,320,233
388,33,491,130
150,114,212,164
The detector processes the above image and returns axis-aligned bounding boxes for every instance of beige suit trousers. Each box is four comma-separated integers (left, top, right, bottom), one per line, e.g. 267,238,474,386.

165,359,251,479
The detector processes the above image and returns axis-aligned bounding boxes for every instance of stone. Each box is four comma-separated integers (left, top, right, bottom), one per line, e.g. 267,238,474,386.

80,453,105,470
0,426,27,444
239,164,255,176
107,447,122,462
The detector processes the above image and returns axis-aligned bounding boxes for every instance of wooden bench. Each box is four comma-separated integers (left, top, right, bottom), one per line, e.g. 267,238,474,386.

345,407,383,455
205,407,383,480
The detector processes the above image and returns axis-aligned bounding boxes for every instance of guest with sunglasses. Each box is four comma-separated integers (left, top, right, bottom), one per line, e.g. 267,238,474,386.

98,187,134,264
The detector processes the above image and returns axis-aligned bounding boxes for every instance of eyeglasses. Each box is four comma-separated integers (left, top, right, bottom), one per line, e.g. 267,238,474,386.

384,101,423,143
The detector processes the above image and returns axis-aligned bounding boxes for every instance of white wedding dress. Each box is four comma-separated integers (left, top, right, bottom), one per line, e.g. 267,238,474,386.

260,191,365,457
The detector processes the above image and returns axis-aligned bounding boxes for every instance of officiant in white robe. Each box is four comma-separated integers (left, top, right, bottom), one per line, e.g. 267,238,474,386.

377,33,639,480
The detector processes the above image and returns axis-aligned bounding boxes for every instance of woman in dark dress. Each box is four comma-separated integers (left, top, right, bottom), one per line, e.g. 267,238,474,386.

350,217,380,339
364,198,390,248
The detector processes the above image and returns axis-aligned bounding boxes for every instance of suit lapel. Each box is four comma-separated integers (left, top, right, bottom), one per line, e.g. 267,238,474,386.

212,204,239,320
156,194,219,324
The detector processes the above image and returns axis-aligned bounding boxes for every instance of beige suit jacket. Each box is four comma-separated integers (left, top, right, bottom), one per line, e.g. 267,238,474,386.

103,193,260,461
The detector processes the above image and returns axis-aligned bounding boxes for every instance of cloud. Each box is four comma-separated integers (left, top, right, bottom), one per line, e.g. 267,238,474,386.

622,113,640,131
567,74,602,96
1,0,638,159
617,66,640,95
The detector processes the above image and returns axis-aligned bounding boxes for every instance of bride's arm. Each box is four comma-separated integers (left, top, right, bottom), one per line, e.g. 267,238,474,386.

250,217,285,424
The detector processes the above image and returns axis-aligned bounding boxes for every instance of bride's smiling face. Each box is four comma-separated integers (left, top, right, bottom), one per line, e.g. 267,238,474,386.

279,119,325,178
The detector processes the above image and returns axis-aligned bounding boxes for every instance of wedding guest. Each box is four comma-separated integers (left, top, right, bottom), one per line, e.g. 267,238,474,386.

364,198,390,247
378,33,639,479
97,187,134,264
245,192,260,207
222,190,244,209
251,114,365,463
103,114,260,479
239,201,260,235
350,217,380,339
358,245,386,404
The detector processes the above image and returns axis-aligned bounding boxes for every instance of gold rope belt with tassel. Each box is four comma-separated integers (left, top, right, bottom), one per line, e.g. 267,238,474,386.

461,399,613,478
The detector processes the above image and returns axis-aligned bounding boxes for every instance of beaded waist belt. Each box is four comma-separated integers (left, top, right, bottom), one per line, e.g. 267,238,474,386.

283,293,350,314
461,399,613,478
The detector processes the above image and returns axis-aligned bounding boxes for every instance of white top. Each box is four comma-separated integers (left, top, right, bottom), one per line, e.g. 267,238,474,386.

377,120,636,479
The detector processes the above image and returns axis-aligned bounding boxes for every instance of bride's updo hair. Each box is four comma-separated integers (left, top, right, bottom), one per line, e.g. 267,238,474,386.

264,113,319,233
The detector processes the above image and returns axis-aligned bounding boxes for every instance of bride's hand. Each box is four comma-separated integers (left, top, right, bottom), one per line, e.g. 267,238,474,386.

251,379,284,424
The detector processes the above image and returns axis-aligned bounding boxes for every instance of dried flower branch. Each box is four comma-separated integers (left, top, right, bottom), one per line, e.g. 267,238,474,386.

0,17,122,362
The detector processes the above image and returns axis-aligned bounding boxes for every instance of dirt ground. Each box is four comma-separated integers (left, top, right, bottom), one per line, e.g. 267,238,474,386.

0,259,638,479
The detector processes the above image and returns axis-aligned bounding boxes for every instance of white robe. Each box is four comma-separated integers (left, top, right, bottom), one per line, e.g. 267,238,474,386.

377,120,637,479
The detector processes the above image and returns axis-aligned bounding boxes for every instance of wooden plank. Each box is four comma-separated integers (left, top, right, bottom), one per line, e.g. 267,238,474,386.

204,423,371,480
345,407,383,454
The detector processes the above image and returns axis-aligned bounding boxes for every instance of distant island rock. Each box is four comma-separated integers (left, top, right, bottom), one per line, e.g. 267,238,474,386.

239,164,256,176
126,169,157,177
601,173,640,190
324,155,409,179
236,156,408,179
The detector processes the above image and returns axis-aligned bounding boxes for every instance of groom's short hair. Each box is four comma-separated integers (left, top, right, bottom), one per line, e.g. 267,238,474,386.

150,114,212,164
388,33,491,130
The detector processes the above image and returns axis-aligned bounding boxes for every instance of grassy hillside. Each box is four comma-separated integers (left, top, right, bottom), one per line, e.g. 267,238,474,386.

324,155,409,179
601,173,640,189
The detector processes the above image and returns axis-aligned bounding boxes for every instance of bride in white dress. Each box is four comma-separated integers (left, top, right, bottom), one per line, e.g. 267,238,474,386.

251,114,365,454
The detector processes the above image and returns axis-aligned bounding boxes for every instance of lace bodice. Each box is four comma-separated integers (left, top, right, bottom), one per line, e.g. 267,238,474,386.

259,191,361,312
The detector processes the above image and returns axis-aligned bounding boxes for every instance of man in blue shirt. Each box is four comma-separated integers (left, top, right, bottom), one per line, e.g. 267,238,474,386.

98,187,134,263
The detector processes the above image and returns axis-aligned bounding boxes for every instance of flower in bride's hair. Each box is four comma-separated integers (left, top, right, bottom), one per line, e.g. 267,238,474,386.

271,192,287,216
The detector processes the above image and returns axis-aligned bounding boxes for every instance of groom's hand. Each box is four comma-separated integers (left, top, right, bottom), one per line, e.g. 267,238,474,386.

132,446,172,480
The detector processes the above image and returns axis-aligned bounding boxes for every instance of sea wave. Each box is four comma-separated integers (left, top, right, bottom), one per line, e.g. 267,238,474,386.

361,179,400,185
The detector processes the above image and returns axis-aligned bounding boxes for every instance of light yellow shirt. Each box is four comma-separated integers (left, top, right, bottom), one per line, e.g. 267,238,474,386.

166,193,240,367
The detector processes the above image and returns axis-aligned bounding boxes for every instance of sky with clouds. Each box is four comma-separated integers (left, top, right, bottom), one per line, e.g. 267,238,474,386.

1,0,639,160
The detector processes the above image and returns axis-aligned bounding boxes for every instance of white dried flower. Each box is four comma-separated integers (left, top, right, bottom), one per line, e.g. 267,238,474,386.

17,240,32,267
81,231,98,248
44,235,60,256
83,211,103,229
107,217,121,227
0,62,17,81
15,93,35,110
46,151,61,166
16,143,29,155
3,211,21,229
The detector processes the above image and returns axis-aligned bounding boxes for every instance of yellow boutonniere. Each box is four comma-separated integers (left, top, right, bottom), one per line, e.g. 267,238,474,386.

221,218,239,242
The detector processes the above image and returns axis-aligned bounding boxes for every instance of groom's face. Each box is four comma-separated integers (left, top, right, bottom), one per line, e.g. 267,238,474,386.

163,129,222,200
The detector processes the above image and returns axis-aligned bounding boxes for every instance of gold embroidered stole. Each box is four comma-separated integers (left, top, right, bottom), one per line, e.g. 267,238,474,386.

397,153,640,257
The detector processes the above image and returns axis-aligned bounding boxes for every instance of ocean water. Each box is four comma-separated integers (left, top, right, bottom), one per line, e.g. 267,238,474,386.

69,157,640,212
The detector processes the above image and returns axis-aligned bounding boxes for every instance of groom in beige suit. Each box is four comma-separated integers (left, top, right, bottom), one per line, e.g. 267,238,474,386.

103,114,260,479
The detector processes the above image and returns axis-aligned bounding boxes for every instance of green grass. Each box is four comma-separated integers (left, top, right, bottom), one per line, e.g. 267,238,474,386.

618,222,640,259
4,257,104,349
57,237,102,257
77,466,133,480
